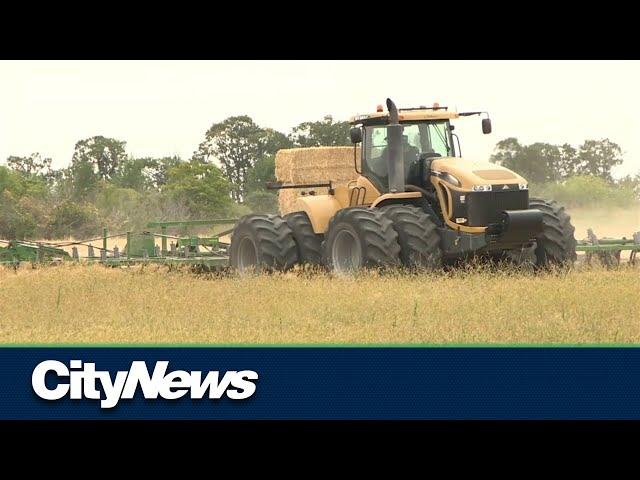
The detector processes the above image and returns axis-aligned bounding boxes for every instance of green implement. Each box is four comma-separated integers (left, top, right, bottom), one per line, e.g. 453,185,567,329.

145,219,237,256
0,240,70,264
576,229,640,265
176,236,219,249
123,232,157,258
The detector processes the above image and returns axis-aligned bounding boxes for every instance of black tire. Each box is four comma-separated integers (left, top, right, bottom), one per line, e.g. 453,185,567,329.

229,214,298,273
528,197,577,266
322,207,401,273
381,205,442,269
284,211,323,266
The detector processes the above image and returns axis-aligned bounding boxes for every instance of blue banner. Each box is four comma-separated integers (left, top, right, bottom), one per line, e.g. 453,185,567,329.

2,347,640,419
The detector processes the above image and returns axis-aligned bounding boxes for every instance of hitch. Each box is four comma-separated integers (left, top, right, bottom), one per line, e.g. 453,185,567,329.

266,181,334,195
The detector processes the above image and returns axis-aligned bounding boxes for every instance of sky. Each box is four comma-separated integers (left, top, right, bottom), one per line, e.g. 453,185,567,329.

1,60,639,177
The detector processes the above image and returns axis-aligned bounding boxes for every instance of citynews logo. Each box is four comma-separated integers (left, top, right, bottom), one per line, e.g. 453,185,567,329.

32,360,258,409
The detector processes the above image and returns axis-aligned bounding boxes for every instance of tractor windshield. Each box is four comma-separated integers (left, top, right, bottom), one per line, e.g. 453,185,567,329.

362,121,452,192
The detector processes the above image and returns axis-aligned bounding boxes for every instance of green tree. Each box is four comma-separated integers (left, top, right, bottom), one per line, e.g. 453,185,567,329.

45,168,74,201
0,191,36,239
112,157,149,192
263,128,293,155
69,160,100,201
0,165,48,199
113,155,183,191
0,189,51,239
147,156,182,189
0,166,25,197
6,153,52,177
491,137,624,183
491,138,586,183
46,201,101,238
616,173,640,200
245,155,276,193
290,115,351,147
193,116,288,201
557,143,580,179
164,161,233,217
490,138,554,183
72,136,127,181
575,139,623,181
66,136,127,201
244,153,280,214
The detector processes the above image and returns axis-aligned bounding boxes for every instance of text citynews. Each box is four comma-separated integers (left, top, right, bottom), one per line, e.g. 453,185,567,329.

32,360,259,409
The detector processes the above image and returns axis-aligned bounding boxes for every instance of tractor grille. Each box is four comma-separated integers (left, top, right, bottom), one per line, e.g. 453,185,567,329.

466,190,529,226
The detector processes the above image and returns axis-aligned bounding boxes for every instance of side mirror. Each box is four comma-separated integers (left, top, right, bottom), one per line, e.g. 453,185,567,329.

482,118,492,134
350,127,362,144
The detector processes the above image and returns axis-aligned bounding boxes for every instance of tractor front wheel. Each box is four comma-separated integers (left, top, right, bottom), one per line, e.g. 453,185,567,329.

284,211,323,266
529,197,577,267
505,198,577,268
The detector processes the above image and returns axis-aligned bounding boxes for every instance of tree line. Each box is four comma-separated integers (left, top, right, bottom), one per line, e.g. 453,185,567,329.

490,137,627,183
0,115,638,240
0,116,351,239
490,137,640,208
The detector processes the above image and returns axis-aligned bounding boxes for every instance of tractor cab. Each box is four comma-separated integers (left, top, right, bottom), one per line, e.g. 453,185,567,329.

349,103,488,194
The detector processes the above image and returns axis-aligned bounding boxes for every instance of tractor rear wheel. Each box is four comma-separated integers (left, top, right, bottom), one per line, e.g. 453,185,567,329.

381,205,442,269
284,211,323,266
528,197,577,267
229,214,298,274
322,207,401,274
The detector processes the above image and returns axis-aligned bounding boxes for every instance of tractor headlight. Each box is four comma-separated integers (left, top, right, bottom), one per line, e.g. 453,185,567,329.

472,184,493,192
519,183,528,190
441,173,461,187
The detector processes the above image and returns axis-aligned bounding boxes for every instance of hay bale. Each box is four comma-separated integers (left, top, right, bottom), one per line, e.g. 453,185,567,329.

277,189,296,215
275,146,360,183
275,147,361,215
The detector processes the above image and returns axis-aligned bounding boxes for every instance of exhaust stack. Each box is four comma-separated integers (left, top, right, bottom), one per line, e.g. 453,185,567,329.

386,98,405,193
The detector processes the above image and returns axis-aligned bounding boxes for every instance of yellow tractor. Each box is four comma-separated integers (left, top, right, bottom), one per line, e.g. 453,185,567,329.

230,98,577,273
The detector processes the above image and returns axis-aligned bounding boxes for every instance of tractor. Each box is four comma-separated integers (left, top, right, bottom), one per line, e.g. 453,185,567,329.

229,98,577,273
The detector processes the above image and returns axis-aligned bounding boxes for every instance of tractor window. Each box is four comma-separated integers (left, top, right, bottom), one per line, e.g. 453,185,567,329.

425,122,450,157
362,121,451,191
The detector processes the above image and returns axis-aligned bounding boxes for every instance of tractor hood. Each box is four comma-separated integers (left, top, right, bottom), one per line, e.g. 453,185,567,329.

430,157,527,190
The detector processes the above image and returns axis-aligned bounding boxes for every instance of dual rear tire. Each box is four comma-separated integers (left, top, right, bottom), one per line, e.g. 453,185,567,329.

229,214,298,273
321,207,401,273
229,211,324,273
321,206,443,273
230,206,443,274
284,211,323,266
379,205,442,269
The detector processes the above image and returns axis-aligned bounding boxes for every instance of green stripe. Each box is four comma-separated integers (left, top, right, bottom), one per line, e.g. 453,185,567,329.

2,343,640,348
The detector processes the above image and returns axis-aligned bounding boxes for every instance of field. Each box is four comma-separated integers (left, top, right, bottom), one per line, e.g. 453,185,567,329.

1,206,638,345
0,262,637,345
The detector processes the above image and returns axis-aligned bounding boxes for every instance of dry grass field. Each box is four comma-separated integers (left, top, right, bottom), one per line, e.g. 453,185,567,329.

1,206,637,345
0,262,637,345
